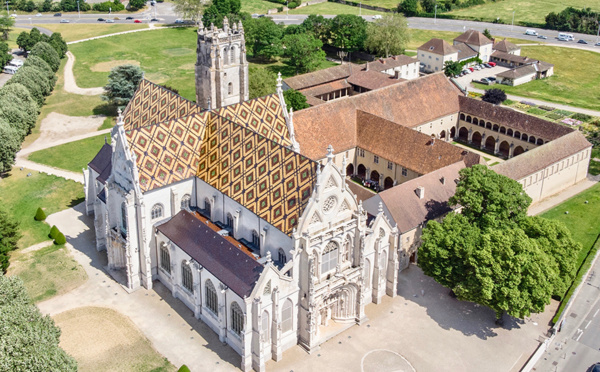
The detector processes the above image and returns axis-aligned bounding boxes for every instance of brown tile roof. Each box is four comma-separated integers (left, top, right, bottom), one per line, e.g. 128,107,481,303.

454,29,493,46
304,95,325,107
156,210,264,297
299,79,351,97
356,111,480,174
492,131,591,180
493,39,520,53
363,161,466,233
455,43,478,60
293,73,464,160
347,70,406,90
458,96,573,140
345,179,376,203
366,55,419,71
417,38,458,56
496,65,537,79
491,50,538,64
283,63,363,91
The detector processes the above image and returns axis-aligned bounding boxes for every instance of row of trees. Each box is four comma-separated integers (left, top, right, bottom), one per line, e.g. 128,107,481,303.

0,16,14,70
545,7,600,35
397,0,484,17
7,0,145,13
419,165,579,321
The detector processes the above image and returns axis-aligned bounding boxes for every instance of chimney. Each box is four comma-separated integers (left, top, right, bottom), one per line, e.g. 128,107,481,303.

430,134,435,145
416,186,425,199
441,176,446,185
365,62,369,71
379,58,385,64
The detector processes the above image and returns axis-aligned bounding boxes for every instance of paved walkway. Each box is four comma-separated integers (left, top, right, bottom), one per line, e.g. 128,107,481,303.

528,176,599,216
64,52,104,95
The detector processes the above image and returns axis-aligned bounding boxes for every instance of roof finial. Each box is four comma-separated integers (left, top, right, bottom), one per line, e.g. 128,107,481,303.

378,201,383,214
266,250,272,264
104,135,107,144
199,20,204,30
207,97,212,110
326,145,334,163
341,156,347,176
276,72,283,94
117,108,124,127
223,16,229,32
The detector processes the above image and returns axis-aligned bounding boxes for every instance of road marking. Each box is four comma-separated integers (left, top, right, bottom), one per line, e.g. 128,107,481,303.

594,309,599,318
585,320,592,329
576,329,584,341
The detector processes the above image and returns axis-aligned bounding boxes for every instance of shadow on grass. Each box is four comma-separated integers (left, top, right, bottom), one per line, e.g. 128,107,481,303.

93,103,118,117
68,196,86,208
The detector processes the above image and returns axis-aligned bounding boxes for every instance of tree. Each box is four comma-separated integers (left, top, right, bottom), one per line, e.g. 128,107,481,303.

54,232,66,245
0,83,41,125
49,225,60,240
17,65,52,96
443,60,462,77
0,208,20,273
23,55,56,86
0,119,21,174
329,14,367,53
483,28,493,40
172,0,206,25
30,42,60,72
0,15,15,41
35,207,47,221
48,33,68,59
0,275,78,370
0,42,11,70
300,14,331,44
248,67,276,99
6,72,46,106
398,0,420,17
420,0,436,13
102,64,145,106
243,17,283,61
41,0,53,11
283,33,326,74
201,0,242,28
0,100,33,140
128,0,147,11
365,13,410,58
283,89,309,111
481,88,507,105
16,31,32,52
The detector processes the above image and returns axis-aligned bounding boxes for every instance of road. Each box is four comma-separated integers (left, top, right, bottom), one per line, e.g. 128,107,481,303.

533,250,600,372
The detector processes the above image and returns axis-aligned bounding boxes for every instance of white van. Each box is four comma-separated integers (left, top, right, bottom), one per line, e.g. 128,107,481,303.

558,32,574,41
3,66,18,74
8,59,23,67
525,29,538,36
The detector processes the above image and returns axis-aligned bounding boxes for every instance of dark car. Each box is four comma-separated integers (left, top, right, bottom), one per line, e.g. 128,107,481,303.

150,18,159,22
578,39,588,44
591,363,600,372
126,16,134,20
97,18,105,21
54,12,61,16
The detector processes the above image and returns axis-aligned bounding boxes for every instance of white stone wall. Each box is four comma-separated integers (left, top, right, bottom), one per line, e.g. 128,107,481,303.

418,50,458,73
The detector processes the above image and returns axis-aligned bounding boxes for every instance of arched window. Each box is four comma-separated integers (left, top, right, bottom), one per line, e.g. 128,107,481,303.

181,261,193,293
151,204,163,220
121,202,128,236
261,310,270,343
252,230,260,248
228,82,233,95
344,237,352,262
231,302,244,336
227,213,234,228
205,280,218,314
160,245,170,274
321,241,338,274
459,113,465,121
379,250,387,271
278,248,287,264
204,197,211,217
364,258,371,289
281,299,293,333
180,194,191,211
223,47,229,65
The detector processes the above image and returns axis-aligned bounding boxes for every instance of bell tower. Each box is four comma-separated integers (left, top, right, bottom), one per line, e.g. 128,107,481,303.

195,17,249,110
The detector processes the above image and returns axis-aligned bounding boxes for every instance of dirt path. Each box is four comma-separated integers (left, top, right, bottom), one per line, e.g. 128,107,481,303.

64,52,104,95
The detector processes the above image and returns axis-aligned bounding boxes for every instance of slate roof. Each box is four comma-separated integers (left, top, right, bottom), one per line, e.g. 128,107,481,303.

293,73,463,160
156,210,264,297
363,161,465,233
347,70,406,90
283,63,364,91
356,111,481,174
454,29,493,46
88,142,112,183
492,131,591,180
458,96,573,141
417,38,458,56
493,39,520,53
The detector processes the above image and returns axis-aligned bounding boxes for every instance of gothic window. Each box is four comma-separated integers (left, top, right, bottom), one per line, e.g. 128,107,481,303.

373,155,379,164
160,245,170,274
278,248,287,264
231,302,244,336
223,47,229,65
205,280,218,315
252,230,260,248
181,262,193,293
358,148,365,157
281,299,293,333
204,197,211,217
227,213,234,229
321,241,338,274
344,238,351,262
120,202,127,237
180,194,191,211
261,310,270,343
402,167,407,177
228,82,233,96
151,204,163,220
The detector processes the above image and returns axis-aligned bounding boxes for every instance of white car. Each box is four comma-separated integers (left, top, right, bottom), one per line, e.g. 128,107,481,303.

60,19,70,23
9,13,17,18
35,13,42,17
372,15,382,19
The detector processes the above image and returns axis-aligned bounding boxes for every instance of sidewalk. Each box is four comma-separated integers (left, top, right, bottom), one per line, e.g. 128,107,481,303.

528,176,599,216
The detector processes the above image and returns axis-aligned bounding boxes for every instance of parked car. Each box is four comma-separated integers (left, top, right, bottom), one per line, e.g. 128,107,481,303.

150,18,159,22
97,18,105,21
60,19,69,23
484,63,491,68
9,13,17,18
54,12,61,16
3,66,19,74
596,41,600,46
35,13,42,17
487,76,496,82
537,35,547,39
488,62,496,67
468,67,474,72
134,19,142,23
175,19,184,23
106,19,114,23
126,16,134,20
372,15,382,19
577,39,588,44
9,59,23,67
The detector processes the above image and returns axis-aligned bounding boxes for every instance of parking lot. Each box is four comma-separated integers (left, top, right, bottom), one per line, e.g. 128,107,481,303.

453,65,510,90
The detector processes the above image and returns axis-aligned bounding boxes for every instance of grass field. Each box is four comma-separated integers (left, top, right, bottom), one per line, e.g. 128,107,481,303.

287,2,383,15
473,46,600,111
28,134,111,173
8,245,87,303
0,169,84,248
54,307,176,372
33,23,149,42
241,0,289,14
446,0,600,26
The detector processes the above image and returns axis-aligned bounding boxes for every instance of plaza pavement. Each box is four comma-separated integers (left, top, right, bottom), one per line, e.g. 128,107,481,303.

38,202,556,372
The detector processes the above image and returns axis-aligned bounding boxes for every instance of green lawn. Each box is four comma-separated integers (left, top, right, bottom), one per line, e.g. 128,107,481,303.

0,169,85,248
241,0,285,14
473,46,600,112
446,0,600,27
28,134,111,173
33,23,149,43
286,2,384,15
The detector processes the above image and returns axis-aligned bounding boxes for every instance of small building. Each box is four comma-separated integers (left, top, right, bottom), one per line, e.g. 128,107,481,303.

490,51,538,68
493,39,521,56
417,38,459,73
365,55,420,80
495,61,554,86
452,29,493,63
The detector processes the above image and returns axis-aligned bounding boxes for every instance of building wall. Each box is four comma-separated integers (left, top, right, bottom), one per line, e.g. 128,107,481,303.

380,61,420,80
498,73,536,86
354,147,421,187
413,113,458,139
418,50,457,73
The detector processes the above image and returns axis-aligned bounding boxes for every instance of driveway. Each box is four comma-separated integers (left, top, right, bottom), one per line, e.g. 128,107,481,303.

453,65,510,90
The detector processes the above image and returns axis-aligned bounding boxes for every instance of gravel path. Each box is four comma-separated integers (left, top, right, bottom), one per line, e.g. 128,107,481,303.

64,52,104,95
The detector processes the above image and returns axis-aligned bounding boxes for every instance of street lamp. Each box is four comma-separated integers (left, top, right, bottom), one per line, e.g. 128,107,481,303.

434,4,437,24
359,1,361,16
286,0,288,19
77,0,80,18
511,11,515,31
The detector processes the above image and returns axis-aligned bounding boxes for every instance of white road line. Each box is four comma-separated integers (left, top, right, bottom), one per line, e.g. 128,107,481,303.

585,320,592,329
593,309,599,318
576,329,584,341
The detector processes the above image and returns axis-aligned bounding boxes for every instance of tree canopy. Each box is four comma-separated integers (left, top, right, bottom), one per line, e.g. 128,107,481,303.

299,14,331,44
365,13,410,58
0,41,11,70
0,119,21,174
283,89,309,111
243,17,283,61
329,14,367,52
102,64,145,106
481,88,507,105
248,67,276,99
444,60,462,77
172,0,206,25
419,165,579,320
282,33,326,74
0,15,14,41
0,208,21,273
29,42,60,72
398,0,420,17
0,275,78,370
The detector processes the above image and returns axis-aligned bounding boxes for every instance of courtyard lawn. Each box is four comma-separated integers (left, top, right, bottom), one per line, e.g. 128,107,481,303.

54,307,176,372
0,168,84,248
27,133,111,173
446,0,600,27
7,245,87,303
33,23,149,43
286,2,384,15
541,183,600,322
473,46,600,112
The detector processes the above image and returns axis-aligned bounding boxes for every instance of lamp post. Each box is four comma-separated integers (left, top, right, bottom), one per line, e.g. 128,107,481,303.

77,0,80,18
511,11,515,31
434,4,437,24
359,1,361,16
286,0,288,19
5,0,9,13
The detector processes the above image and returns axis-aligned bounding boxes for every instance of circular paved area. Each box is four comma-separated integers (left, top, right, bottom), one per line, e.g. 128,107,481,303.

362,349,416,372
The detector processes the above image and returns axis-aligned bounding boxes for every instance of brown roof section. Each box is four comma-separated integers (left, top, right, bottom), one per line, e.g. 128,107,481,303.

363,161,466,233
283,63,364,91
156,210,264,297
491,50,538,64
293,73,463,160
366,55,418,71
454,29,493,46
455,43,478,60
345,179,376,203
458,96,573,141
356,111,480,174
299,79,351,97
496,65,537,79
417,38,458,56
493,39,520,53
347,70,406,90
492,131,591,180
304,95,325,107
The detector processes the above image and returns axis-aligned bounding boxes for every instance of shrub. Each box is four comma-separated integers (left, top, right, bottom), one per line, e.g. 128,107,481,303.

54,232,66,245
23,55,56,86
571,113,593,122
178,366,191,372
93,0,125,12
539,105,554,111
481,88,506,105
554,109,574,116
29,42,60,72
6,73,45,106
34,207,47,221
527,107,547,116
49,225,59,239
545,112,564,120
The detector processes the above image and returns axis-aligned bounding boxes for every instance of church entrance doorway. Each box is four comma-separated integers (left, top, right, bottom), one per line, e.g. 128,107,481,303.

370,170,380,184
319,284,358,328
384,177,394,190
346,163,354,176
357,164,366,178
